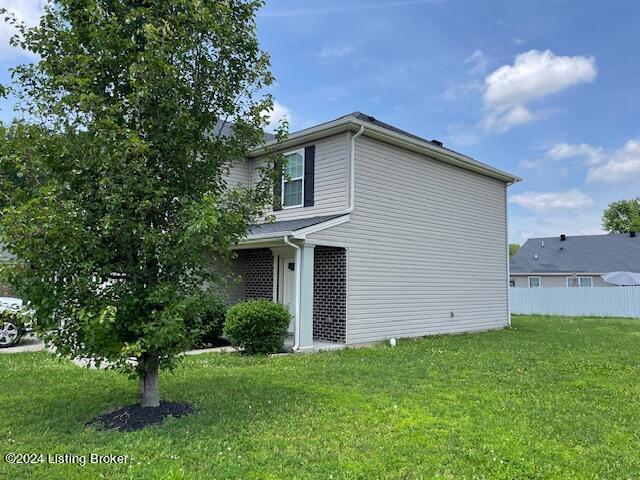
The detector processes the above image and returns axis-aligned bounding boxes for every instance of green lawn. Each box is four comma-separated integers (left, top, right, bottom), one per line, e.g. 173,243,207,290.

1,315,639,479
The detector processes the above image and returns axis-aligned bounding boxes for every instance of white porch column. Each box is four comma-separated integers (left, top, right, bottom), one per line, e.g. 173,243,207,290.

297,243,315,351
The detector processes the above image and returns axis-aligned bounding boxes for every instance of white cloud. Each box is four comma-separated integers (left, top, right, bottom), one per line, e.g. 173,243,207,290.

587,140,640,183
509,189,593,212
318,46,355,61
518,158,539,170
547,142,605,165
263,101,292,132
443,81,482,101
484,50,597,109
0,0,45,56
464,50,488,76
443,50,487,101
483,104,535,133
482,50,597,133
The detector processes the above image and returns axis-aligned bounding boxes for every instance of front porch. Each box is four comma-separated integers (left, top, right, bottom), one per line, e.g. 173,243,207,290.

231,239,347,352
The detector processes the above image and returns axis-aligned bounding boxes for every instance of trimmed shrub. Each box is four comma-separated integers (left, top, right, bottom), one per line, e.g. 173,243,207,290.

224,300,291,354
185,294,227,347
197,294,227,345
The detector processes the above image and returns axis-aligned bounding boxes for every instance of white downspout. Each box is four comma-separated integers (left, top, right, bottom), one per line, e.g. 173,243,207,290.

283,235,301,350
343,125,365,214
282,124,365,351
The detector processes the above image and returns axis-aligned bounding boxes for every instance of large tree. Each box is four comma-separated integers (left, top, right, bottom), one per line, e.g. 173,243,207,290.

0,0,283,407
602,198,640,233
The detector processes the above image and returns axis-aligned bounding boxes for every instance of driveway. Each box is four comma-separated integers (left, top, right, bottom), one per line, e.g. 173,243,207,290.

0,334,45,353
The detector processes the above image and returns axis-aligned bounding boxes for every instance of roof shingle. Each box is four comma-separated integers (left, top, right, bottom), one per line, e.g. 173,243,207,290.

510,233,640,273
247,214,346,237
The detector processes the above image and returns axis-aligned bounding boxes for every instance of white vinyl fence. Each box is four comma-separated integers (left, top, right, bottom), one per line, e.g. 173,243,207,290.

510,287,640,318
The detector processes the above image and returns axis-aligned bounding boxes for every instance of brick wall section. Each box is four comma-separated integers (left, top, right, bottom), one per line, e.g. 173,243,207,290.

240,248,274,300
313,246,347,343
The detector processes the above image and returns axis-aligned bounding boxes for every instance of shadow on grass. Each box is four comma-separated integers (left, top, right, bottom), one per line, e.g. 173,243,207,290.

2,352,325,438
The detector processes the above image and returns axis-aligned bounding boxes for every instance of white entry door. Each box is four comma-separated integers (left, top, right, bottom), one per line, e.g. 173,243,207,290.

281,257,296,333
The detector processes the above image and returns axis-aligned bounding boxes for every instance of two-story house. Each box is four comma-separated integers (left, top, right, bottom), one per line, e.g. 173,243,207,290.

225,112,520,351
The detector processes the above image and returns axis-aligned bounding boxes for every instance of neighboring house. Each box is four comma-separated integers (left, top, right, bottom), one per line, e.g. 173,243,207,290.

225,112,520,350
510,233,640,288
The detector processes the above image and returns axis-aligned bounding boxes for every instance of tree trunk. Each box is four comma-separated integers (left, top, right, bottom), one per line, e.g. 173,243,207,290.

139,352,160,408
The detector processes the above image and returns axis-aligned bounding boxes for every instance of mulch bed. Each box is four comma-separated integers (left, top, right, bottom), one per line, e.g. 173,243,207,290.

193,337,231,349
87,401,194,432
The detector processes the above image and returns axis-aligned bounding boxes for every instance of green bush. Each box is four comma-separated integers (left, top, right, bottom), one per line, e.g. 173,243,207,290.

197,295,227,345
224,300,291,354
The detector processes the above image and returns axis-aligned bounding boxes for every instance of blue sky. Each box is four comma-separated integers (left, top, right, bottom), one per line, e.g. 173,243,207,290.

2,1,639,243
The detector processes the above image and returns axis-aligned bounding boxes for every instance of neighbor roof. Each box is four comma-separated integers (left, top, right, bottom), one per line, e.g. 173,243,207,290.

214,120,275,142
247,214,346,237
510,233,640,274
249,111,520,183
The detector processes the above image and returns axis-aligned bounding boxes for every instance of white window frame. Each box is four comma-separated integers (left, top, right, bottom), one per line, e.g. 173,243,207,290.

566,276,593,287
528,276,541,288
580,277,593,287
281,148,305,209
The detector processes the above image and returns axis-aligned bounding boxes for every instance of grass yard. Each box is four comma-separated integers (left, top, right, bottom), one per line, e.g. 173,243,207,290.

1,315,639,479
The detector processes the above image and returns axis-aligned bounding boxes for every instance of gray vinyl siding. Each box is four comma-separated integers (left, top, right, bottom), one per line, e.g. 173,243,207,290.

250,133,350,221
309,135,509,344
226,158,251,188
510,274,611,288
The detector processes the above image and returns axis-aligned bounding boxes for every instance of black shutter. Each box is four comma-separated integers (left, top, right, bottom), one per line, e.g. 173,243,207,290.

273,157,283,211
304,145,315,207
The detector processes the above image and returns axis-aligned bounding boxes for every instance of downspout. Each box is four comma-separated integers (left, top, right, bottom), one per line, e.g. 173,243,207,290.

343,125,365,214
283,235,301,350
283,124,365,351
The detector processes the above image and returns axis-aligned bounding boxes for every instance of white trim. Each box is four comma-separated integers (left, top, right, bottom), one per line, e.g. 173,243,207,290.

291,214,351,239
271,254,279,301
528,276,541,288
238,215,351,245
345,245,350,344
283,236,301,351
281,148,305,209
302,239,351,248
504,184,511,327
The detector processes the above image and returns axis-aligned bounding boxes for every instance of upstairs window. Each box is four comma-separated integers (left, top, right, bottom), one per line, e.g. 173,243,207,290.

282,149,304,208
528,276,541,288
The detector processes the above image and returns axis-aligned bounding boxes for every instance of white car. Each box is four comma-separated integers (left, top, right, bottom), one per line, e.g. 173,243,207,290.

0,297,31,348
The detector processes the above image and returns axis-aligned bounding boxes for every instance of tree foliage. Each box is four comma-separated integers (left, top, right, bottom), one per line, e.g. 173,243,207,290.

509,243,520,257
0,0,283,406
602,198,640,233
